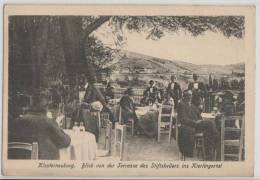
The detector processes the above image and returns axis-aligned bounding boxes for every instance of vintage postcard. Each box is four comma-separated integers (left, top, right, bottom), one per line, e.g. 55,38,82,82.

2,5,255,177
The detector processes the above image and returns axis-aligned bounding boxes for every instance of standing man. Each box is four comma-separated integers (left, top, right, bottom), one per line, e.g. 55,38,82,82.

188,74,207,112
166,75,182,108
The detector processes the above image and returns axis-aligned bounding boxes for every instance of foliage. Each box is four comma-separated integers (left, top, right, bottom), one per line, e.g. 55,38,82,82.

85,36,119,73
109,16,245,41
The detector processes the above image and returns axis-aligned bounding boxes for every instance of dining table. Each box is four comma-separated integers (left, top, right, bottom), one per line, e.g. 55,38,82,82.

59,129,97,160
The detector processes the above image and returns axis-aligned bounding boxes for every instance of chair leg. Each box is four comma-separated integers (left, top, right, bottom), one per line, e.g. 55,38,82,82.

131,120,134,136
114,129,117,155
168,121,172,143
201,138,206,161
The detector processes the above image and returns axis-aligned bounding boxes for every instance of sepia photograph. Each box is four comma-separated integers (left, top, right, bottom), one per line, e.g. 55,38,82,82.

2,5,255,177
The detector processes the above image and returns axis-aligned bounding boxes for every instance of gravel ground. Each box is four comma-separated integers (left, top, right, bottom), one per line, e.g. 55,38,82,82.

98,128,197,161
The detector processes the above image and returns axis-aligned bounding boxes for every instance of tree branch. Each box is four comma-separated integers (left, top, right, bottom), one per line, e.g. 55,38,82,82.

82,16,111,40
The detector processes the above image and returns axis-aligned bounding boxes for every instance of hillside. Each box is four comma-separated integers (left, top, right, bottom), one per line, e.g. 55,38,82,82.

115,50,245,75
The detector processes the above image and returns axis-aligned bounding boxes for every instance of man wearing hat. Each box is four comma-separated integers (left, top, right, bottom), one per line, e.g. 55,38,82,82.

188,73,207,112
8,94,71,159
177,90,219,160
120,87,139,134
166,75,182,108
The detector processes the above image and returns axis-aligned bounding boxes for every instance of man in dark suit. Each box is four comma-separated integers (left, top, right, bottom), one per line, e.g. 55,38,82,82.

120,88,139,134
166,75,182,108
8,95,71,160
143,80,160,105
188,74,207,112
177,90,218,160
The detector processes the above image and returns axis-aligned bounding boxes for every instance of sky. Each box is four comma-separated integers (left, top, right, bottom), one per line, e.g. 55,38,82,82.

94,21,245,65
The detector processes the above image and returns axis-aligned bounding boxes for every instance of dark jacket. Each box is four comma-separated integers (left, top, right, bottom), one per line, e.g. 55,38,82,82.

143,86,160,104
166,82,182,106
177,101,202,157
119,95,137,123
177,101,218,159
8,113,71,160
188,81,207,108
84,84,106,106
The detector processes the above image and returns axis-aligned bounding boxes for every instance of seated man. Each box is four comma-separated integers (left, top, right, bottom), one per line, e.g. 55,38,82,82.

142,80,161,105
119,88,139,134
178,90,219,160
8,95,71,160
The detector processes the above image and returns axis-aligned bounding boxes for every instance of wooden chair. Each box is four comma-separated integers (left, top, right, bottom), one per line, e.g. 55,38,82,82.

114,123,126,160
119,106,135,136
221,114,245,161
157,104,174,143
8,142,38,160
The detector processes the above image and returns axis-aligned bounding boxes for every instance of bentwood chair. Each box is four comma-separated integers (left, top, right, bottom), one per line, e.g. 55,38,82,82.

8,142,38,160
157,104,174,143
221,113,245,161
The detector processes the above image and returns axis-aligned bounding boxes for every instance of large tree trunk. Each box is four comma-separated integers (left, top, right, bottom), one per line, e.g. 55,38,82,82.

28,17,49,97
59,16,110,84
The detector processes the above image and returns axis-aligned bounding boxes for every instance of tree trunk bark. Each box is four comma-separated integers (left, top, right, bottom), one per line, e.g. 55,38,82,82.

59,16,110,84
28,17,49,97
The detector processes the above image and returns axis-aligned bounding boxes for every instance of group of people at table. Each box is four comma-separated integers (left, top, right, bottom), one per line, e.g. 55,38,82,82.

8,73,239,161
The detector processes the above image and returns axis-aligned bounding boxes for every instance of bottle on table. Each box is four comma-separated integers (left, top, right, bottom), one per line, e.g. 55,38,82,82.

72,122,79,132
79,122,85,132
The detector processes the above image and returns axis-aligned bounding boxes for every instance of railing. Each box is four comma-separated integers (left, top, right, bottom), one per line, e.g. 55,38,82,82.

114,88,145,105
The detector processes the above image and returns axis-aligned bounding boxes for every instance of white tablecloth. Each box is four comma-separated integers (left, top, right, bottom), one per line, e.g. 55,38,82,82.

201,113,216,121
59,130,97,160
135,106,157,118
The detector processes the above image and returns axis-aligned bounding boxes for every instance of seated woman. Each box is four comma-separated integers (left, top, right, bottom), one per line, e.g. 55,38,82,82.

177,90,219,160
119,88,139,134
8,95,71,160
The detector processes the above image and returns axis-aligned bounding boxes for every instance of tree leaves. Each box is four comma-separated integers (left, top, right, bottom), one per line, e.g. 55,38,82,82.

109,16,244,40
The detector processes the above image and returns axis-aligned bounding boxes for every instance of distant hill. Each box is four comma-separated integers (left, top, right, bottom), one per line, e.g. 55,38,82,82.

113,50,245,76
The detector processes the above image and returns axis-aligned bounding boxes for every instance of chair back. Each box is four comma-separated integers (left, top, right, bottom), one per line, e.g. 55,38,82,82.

220,114,245,161
8,142,38,160
157,104,174,142
114,123,126,160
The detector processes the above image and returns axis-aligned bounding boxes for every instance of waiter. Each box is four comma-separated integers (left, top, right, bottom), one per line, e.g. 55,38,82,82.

166,75,182,108
188,74,207,112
